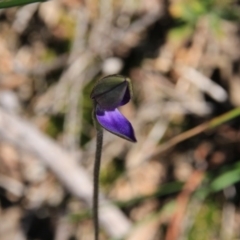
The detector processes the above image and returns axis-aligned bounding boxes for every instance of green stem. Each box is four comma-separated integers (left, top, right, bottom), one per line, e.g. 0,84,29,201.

93,128,103,240
209,107,240,128
150,107,240,157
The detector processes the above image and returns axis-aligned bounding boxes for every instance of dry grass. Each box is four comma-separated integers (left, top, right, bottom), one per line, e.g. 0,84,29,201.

0,0,240,239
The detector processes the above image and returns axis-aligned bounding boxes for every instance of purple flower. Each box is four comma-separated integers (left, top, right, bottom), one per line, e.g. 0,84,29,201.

91,75,136,142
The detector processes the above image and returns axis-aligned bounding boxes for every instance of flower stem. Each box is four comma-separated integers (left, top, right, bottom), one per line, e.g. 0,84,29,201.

93,128,103,240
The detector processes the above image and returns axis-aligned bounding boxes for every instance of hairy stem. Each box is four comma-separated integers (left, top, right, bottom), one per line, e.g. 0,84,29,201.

93,128,103,240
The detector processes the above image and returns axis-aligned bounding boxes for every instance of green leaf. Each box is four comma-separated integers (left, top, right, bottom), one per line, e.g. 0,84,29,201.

0,0,46,9
195,161,240,199
210,163,240,192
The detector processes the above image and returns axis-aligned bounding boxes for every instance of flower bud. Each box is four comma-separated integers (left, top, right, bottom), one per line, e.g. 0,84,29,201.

91,75,131,110
91,75,136,142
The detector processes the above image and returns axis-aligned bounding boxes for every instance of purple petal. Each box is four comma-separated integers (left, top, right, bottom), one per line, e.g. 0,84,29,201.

96,105,136,142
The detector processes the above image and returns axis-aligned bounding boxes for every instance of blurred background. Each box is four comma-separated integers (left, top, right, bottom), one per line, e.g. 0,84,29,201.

0,0,240,239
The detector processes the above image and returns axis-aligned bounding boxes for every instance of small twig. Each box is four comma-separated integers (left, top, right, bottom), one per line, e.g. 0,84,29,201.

148,107,240,159
62,77,83,151
93,128,103,240
165,170,204,240
24,54,69,77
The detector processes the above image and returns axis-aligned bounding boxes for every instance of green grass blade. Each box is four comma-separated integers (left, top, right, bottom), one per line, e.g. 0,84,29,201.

209,107,240,128
196,161,240,200
0,0,45,8
210,162,240,192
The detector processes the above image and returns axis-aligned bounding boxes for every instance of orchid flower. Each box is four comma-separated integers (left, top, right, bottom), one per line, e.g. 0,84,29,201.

91,75,136,142
91,75,136,240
